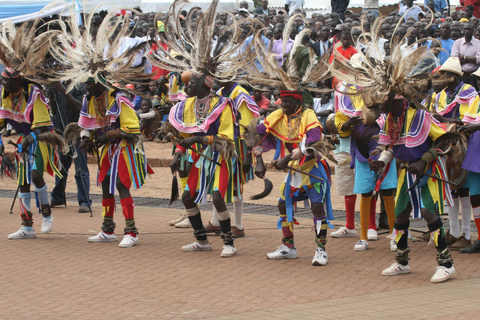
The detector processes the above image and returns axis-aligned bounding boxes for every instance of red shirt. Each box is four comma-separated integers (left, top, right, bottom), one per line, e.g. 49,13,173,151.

149,43,169,80
253,95,270,109
329,45,358,64
460,0,480,18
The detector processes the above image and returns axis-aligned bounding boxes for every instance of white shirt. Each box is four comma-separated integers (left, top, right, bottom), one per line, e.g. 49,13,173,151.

285,0,304,15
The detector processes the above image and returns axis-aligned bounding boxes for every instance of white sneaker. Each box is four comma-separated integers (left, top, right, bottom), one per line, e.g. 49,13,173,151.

354,240,369,251
330,226,357,238
431,265,455,283
367,229,378,241
266,245,298,259
312,247,328,266
119,234,138,248
41,216,53,234
382,262,411,276
8,227,36,239
181,241,212,251
390,240,397,252
88,231,118,242
175,218,192,228
221,245,237,257
169,214,187,226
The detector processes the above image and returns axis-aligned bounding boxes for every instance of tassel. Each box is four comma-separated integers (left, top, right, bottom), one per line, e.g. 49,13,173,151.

170,175,179,205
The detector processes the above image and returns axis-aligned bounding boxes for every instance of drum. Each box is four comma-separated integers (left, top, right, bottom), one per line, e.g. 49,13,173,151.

326,113,337,135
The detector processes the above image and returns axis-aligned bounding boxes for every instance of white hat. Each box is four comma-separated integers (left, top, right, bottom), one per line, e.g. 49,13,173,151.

438,57,463,76
350,53,364,69
472,68,480,78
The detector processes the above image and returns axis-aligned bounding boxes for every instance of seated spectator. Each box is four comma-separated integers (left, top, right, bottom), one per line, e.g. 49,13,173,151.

313,89,334,134
252,87,270,115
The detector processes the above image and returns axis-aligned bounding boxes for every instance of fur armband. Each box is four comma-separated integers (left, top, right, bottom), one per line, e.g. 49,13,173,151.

421,148,438,165
106,129,121,140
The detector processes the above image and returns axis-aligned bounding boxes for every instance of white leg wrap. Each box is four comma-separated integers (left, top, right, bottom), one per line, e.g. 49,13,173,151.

217,209,230,221
446,198,460,238
233,196,243,229
460,197,472,240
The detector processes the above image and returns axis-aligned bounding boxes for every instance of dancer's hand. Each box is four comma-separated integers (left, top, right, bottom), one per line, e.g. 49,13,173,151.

459,123,480,133
341,116,363,131
275,154,293,170
255,155,266,178
369,160,384,172
20,134,35,151
170,152,182,174
407,160,426,176
79,137,94,154
94,135,109,148
243,153,252,174
179,136,202,149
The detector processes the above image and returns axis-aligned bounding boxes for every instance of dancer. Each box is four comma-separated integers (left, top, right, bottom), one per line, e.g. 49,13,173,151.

334,75,397,252
0,21,64,239
206,79,260,237
429,58,477,250
46,7,153,247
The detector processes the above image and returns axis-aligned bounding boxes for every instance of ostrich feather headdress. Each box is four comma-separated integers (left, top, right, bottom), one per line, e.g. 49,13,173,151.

43,3,151,92
147,0,256,81
0,13,52,78
329,12,437,107
235,14,331,92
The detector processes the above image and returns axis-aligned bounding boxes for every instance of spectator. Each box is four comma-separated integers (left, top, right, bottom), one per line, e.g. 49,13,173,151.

399,0,423,21
312,25,333,58
271,26,294,66
285,0,304,15
330,30,358,64
255,0,270,15
451,22,480,89
252,87,270,115
437,22,455,64
313,90,334,134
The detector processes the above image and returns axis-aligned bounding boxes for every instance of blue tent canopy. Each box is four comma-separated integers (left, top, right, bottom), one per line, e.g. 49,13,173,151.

0,2,53,20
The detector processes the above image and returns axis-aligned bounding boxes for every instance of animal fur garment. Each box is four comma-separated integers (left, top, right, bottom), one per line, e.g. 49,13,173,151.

147,0,256,81
158,122,180,141
241,117,263,149
213,135,236,160
62,122,81,154
236,14,331,92
41,3,151,92
38,131,65,151
329,13,437,107
0,155,16,179
306,140,338,164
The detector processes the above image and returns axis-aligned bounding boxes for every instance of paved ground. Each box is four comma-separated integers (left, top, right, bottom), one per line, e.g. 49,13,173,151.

1,139,479,319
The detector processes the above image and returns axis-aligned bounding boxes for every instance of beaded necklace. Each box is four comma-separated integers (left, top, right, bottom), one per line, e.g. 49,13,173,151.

387,100,407,148
194,95,211,126
286,107,302,141
10,88,24,113
93,91,111,130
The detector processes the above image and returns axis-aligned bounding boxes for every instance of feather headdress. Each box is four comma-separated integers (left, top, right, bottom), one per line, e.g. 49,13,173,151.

43,3,151,92
236,14,331,92
330,13,437,107
147,0,255,81
0,13,53,78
